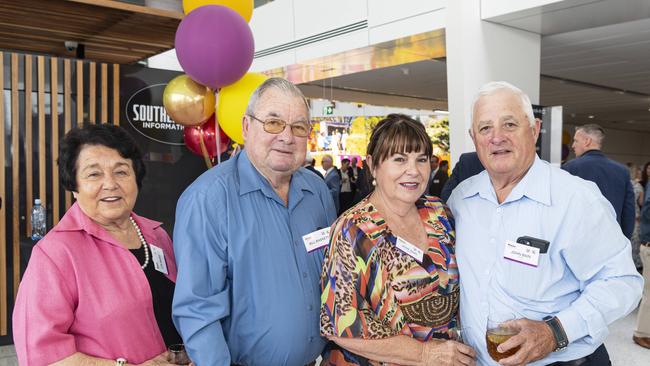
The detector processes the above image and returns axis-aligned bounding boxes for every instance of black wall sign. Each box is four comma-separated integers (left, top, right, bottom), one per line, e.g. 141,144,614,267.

120,65,208,236
125,83,185,145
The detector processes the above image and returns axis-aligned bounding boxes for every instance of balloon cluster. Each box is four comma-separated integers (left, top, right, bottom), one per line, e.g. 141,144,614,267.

163,0,268,166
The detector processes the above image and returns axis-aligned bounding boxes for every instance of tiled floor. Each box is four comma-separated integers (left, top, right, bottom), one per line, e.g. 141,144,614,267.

1,308,648,365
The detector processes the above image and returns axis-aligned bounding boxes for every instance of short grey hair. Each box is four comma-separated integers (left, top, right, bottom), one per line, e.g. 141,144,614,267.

576,123,605,146
470,81,536,129
245,77,310,117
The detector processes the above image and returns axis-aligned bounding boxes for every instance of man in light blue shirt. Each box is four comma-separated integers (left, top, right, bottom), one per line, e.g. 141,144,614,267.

172,78,337,366
448,81,643,366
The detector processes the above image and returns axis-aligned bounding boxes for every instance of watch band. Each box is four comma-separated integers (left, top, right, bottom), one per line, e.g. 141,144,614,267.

115,358,127,366
543,316,569,351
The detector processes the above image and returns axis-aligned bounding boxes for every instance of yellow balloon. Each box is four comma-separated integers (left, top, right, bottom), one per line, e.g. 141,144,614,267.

183,0,254,22
163,74,215,127
217,72,268,144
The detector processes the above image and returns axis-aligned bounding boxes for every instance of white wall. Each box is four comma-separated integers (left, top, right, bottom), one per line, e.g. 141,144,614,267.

481,0,566,19
250,0,447,71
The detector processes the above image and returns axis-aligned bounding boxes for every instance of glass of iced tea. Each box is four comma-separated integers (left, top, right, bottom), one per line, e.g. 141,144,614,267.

486,311,520,361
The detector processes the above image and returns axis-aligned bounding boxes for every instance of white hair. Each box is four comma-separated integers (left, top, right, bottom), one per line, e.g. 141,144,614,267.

470,81,536,129
245,77,310,117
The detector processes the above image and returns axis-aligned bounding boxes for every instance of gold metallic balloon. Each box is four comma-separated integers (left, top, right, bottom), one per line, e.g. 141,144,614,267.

163,74,215,127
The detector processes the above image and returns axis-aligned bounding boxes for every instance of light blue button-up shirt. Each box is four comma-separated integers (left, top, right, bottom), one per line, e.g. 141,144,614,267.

448,156,642,365
172,150,337,366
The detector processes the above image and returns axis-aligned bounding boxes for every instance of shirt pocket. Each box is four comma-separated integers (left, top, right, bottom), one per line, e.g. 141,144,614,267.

497,253,551,300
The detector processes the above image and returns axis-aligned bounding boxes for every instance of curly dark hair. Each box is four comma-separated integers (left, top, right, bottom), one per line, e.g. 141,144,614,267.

58,124,146,192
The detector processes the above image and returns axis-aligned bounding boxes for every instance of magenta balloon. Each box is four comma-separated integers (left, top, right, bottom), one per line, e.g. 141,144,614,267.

175,5,254,89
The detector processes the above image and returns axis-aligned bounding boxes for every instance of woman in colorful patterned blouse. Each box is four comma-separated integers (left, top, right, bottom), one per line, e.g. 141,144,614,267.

320,114,476,366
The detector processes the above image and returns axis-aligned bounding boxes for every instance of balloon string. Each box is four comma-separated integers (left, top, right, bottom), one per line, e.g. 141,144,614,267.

215,90,222,164
198,129,213,169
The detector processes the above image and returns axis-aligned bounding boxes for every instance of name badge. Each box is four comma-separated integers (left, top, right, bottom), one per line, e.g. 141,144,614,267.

149,244,169,275
303,227,331,252
503,240,540,267
395,236,424,262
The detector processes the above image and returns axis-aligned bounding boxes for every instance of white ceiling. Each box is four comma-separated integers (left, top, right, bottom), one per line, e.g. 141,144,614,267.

300,7,650,132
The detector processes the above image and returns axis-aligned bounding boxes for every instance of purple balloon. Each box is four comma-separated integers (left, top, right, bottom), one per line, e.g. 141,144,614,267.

175,5,254,89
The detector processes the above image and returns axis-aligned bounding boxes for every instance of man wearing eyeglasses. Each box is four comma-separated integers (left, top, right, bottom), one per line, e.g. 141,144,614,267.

563,124,635,239
172,78,338,366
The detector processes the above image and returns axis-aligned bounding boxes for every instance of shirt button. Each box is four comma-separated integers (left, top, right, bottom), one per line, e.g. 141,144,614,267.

308,305,313,311
496,207,502,213
302,272,308,278
490,238,495,243
485,269,490,275
309,336,314,342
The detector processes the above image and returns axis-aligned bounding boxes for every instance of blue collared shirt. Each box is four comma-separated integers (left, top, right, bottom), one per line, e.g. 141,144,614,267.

172,150,337,366
448,157,642,365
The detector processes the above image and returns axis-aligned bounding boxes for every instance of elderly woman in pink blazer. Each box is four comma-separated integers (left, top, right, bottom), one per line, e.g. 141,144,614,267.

13,124,182,366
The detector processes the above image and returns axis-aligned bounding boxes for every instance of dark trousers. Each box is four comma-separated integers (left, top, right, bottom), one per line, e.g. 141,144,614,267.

549,344,610,366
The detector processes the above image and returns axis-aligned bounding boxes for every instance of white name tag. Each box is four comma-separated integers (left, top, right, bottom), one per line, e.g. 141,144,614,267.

396,236,424,262
503,240,540,267
303,227,331,252
149,244,169,275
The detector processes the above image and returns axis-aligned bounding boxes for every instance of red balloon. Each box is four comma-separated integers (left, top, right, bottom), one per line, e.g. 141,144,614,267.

183,114,230,159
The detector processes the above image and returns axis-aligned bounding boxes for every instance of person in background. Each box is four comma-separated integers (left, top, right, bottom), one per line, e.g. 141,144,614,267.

627,162,644,271
448,81,642,365
425,155,439,194
429,159,449,198
563,124,635,239
304,152,324,179
440,152,484,202
338,158,356,213
351,157,369,205
322,154,341,214
172,78,337,366
641,162,650,198
320,114,475,366
13,124,181,366
636,161,650,349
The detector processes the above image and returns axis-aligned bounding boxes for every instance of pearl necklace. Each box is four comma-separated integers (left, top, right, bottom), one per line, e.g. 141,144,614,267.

129,216,150,269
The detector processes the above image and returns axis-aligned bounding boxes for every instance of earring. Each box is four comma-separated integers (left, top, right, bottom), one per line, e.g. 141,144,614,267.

372,179,376,186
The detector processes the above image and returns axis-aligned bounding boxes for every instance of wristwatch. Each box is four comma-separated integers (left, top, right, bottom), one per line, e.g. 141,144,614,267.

543,316,569,351
115,358,127,366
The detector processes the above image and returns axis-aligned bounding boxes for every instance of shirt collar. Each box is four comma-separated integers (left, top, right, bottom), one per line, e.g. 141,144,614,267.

53,202,163,246
461,156,551,206
581,149,604,157
237,149,314,209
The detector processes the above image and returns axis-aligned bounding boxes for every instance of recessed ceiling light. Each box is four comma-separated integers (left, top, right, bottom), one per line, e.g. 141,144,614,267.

588,115,595,119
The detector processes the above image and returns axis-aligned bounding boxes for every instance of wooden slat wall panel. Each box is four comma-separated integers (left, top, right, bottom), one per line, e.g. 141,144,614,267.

0,52,7,336
37,56,46,207
89,62,96,124
101,63,108,123
64,59,72,210
113,64,119,125
0,51,122,337
76,60,83,124
25,55,33,237
11,54,20,300
51,58,59,225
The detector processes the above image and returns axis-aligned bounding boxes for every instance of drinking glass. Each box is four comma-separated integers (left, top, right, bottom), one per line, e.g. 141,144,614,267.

167,344,191,365
485,311,520,361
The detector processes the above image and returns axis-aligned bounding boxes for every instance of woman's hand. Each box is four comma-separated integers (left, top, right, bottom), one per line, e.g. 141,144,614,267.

137,351,175,366
421,339,476,366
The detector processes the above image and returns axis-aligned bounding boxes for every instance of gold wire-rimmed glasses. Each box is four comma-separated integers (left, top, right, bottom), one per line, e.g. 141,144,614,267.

248,114,312,137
